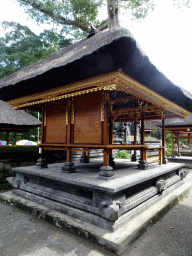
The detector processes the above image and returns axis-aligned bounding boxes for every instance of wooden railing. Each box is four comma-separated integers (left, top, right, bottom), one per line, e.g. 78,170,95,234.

40,143,165,165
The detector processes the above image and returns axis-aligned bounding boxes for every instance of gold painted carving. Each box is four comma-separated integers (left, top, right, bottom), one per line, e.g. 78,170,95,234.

43,109,46,127
8,71,190,118
71,98,74,124
66,107,69,125
101,102,105,121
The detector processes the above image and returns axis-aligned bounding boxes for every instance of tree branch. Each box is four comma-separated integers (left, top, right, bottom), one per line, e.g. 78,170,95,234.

96,19,108,30
19,0,90,33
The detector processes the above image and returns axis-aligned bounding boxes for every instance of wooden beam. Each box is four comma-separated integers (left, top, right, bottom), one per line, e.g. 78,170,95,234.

162,116,166,163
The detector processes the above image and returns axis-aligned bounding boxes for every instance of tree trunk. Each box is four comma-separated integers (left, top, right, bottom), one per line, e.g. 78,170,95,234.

107,0,120,29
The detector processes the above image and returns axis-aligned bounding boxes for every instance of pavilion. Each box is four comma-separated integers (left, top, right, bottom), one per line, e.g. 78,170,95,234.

162,114,192,157
0,26,191,253
0,100,41,145
158,114,192,168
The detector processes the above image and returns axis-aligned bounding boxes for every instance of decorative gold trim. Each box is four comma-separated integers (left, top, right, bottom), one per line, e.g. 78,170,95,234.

66,107,69,125
44,108,46,127
101,102,105,121
71,97,74,124
9,71,190,118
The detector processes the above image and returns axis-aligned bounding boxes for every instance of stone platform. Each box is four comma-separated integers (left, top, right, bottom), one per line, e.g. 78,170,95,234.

7,160,188,232
4,159,190,254
168,156,192,168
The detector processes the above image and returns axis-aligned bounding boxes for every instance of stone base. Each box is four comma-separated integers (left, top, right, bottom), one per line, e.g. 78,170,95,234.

131,154,137,162
80,155,89,163
36,158,48,168
6,161,188,233
98,165,114,179
168,156,192,168
109,155,115,166
137,160,149,169
163,156,168,164
1,180,190,254
62,162,76,173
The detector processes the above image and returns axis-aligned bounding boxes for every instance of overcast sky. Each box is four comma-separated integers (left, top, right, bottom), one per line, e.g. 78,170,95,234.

0,0,192,93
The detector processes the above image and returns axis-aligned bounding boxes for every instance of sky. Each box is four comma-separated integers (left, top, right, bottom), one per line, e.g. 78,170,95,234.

0,0,192,93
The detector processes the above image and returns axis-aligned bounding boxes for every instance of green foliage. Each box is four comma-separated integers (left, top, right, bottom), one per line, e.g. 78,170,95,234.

165,131,173,156
15,0,156,36
17,0,103,36
116,150,130,159
173,0,192,9
0,145,39,153
119,0,155,19
151,127,161,140
0,21,72,79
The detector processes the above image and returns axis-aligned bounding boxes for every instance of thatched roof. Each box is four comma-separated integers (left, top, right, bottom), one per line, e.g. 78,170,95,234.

0,100,41,129
0,27,192,112
144,120,160,131
158,114,192,128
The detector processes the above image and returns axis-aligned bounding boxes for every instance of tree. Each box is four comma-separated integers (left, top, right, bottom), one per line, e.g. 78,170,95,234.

0,21,72,79
0,21,71,143
16,0,155,36
16,0,192,38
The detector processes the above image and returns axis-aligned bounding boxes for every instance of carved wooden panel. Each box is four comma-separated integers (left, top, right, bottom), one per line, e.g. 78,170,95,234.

74,92,102,144
46,100,67,143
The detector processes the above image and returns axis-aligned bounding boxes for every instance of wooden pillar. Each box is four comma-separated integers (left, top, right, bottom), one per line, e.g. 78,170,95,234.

36,104,48,168
40,105,46,144
103,149,110,166
178,135,180,155
162,116,166,164
140,113,145,160
103,98,110,166
137,112,148,169
62,98,76,173
6,131,9,146
188,133,191,146
65,99,72,162
172,132,175,156
66,147,72,162
175,131,180,156
66,100,71,144
99,92,114,178
131,115,137,161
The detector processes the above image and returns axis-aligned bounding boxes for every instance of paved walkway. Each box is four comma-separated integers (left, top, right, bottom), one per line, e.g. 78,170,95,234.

0,169,192,256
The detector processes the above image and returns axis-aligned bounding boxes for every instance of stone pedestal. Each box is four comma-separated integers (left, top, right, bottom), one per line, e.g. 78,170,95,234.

131,154,137,162
80,155,89,163
137,160,148,169
109,155,115,166
36,158,48,168
98,165,114,179
62,162,76,173
163,156,168,164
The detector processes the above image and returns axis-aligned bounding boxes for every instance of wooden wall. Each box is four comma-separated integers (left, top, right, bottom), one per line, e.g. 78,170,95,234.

74,92,102,144
46,100,67,143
